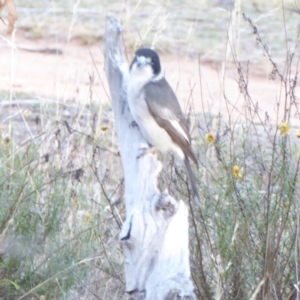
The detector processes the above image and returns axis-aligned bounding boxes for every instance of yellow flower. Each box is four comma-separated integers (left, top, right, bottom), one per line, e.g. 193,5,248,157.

282,201,290,210
278,122,290,136
206,132,215,144
84,212,91,223
297,130,300,138
100,125,109,131
232,165,242,178
23,110,31,117
1,136,11,146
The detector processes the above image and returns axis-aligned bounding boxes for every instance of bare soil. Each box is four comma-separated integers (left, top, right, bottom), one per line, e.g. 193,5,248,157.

1,33,299,132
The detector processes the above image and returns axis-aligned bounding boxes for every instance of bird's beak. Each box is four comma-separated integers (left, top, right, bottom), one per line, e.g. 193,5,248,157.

136,56,147,67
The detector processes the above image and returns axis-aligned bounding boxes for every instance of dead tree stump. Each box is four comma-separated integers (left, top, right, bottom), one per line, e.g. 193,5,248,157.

104,16,195,300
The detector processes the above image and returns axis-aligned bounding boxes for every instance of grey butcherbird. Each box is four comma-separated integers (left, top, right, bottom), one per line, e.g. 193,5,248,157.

127,48,199,204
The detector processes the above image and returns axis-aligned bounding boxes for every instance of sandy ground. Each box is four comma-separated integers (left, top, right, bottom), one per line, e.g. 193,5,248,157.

0,33,299,131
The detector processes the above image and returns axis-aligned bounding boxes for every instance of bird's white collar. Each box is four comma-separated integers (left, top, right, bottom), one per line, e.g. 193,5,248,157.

151,72,163,82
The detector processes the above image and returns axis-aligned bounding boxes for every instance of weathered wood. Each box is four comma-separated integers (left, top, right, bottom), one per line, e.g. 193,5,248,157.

104,16,195,300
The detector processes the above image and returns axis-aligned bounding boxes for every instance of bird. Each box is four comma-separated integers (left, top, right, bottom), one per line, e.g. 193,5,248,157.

127,48,199,204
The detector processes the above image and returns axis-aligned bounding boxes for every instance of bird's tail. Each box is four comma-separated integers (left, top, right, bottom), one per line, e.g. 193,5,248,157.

184,155,200,205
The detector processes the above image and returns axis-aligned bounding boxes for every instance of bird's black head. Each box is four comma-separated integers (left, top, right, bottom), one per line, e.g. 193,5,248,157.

130,48,161,76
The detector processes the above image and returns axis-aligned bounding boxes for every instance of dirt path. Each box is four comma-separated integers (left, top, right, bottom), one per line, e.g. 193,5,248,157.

1,35,299,131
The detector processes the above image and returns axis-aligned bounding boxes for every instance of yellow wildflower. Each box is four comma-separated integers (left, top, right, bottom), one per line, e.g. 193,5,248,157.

282,202,290,210
1,136,11,146
278,122,290,136
232,165,242,178
297,130,300,138
206,132,215,144
23,110,31,117
100,125,109,131
84,212,91,223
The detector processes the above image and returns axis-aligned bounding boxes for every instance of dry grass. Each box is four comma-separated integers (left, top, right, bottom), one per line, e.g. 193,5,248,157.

0,0,300,299
3,0,297,60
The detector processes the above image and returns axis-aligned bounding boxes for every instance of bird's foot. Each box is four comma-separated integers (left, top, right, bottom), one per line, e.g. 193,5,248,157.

137,146,156,159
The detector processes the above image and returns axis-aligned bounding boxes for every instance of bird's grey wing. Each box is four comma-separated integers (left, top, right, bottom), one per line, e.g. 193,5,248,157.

144,78,197,165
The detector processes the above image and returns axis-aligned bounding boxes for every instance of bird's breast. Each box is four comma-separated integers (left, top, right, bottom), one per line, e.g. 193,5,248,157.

127,86,184,161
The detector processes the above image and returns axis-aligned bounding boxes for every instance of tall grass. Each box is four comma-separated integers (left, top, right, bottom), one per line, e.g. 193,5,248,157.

4,0,296,60
163,10,300,300
0,101,125,298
